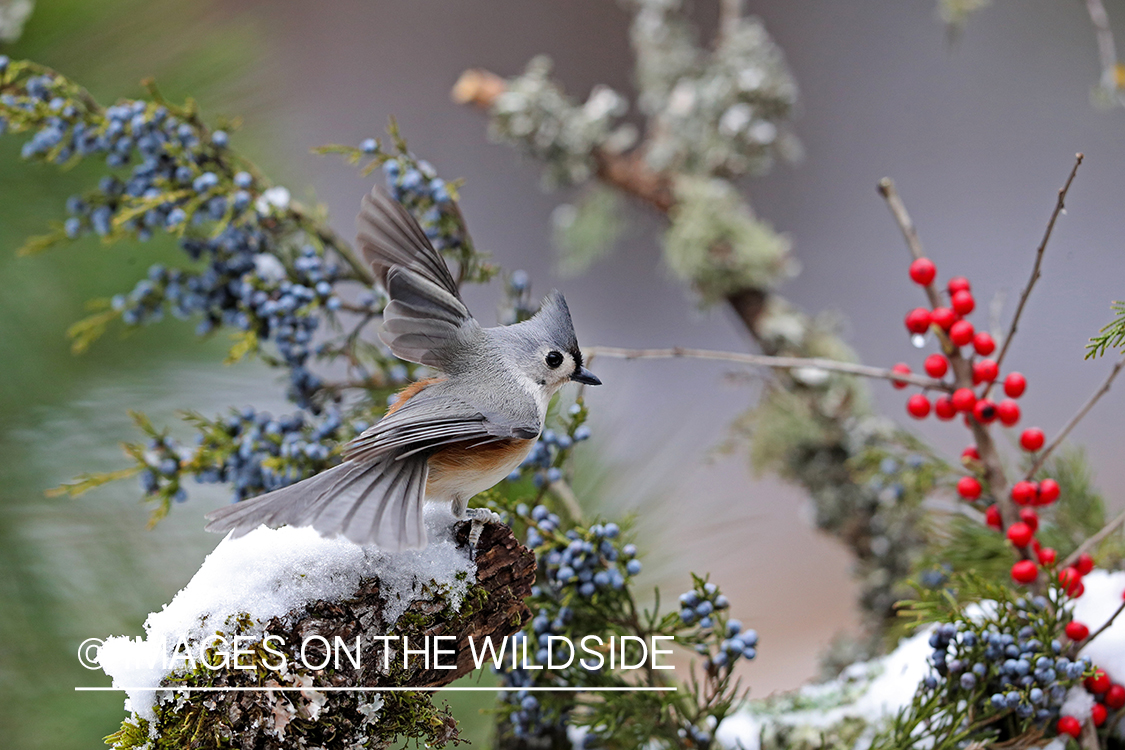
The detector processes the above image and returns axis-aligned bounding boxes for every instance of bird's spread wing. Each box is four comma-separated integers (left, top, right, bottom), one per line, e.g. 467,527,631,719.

356,187,476,369
205,455,429,551
205,386,539,550
343,388,540,464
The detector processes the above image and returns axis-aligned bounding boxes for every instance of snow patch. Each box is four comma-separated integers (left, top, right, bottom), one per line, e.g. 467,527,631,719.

1072,570,1125,684
98,504,476,721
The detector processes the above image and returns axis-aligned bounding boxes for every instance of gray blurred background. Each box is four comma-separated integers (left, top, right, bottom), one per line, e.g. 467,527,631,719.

2,1,1123,747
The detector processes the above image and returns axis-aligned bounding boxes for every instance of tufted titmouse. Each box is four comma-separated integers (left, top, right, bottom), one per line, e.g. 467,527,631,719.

205,187,600,550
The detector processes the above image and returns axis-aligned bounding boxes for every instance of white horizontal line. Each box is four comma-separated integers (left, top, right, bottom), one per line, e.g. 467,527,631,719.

76,686,676,693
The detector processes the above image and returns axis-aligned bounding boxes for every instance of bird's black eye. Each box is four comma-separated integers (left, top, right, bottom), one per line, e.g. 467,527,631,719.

545,350,564,369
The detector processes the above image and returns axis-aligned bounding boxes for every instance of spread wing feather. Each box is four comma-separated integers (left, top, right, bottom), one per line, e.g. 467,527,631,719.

205,387,538,551
343,391,540,464
356,187,476,369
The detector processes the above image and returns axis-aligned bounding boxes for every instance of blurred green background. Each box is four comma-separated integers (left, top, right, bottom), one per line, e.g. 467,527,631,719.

0,2,299,747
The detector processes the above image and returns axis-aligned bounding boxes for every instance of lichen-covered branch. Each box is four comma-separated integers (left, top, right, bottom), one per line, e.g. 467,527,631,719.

453,6,935,639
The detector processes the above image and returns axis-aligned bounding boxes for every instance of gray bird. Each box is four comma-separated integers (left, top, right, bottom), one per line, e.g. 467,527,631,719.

205,187,600,550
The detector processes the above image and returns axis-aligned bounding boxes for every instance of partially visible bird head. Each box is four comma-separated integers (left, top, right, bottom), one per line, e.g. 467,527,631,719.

501,291,601,393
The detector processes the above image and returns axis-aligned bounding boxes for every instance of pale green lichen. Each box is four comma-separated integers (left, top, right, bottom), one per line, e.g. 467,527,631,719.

551,184,626,275
627,0,801,177
487,56,636,187
662,176,795,303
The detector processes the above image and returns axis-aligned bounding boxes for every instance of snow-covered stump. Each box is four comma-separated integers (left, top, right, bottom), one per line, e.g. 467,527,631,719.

99,508,535,750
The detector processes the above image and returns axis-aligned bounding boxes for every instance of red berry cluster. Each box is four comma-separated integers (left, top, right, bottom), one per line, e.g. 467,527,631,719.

896,265,1028,426
895,259,1084,587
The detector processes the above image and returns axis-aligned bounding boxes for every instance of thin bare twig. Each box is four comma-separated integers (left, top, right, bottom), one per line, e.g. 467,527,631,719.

1062,508,1125,569
1025,355,1125,479
989,154,1084,380
1085,0,1120,93
585,345,951,390
877,179,931,293
1084,598,1125,647
718,0,744,45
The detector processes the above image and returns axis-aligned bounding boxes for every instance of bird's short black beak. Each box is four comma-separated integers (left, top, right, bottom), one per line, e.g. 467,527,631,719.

571,366,602,386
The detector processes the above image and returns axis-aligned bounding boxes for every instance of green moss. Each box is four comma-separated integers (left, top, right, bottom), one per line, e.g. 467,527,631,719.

663,176,793,304
103,577,488,749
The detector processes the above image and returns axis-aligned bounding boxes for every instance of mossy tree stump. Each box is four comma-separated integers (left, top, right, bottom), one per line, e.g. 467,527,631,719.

106,522,536,750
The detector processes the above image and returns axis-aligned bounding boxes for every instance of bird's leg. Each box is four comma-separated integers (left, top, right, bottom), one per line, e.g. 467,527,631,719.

451,495,501,555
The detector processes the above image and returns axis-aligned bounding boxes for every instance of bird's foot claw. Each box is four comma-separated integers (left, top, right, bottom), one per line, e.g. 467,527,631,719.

464,507,503,558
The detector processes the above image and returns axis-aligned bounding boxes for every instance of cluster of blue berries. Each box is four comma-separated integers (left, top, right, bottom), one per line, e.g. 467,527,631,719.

866,453,928,504
382,156,465,252
495,632,571,742
677,582,758,673
533,517,639,597
236,247,345,408
509,403,592,487
921,603,1089,726
499,270,536,325
5,71,242,242
191,407,347,502
137,434,187,504
711,619,759,670
679,582,730,630
679,723,714,748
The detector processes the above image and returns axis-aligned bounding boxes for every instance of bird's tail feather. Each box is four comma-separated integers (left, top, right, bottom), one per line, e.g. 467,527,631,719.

204,456,429,551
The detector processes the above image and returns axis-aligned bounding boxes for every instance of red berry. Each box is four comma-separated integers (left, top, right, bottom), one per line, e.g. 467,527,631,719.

1092,703,1107,727
973,331,996,356
1038,547,1057,565
1038,478,1060,504
1076,552,1095,576
907,394,931,419
1007,522,1033,547
934,396,957,420
985,504,1002,529
973,399,997,423
891,363,911,390
905,307,932,334
952,388,977,413
972,359,998,384
1086,669,1111,695
957,476,982,500
909,257,937,285
1011,559,1038,583
1020,428,1045,452
931,307,956,331
996,399,1021,426
948,276,971,295
1011,480,1037,506
1004,372,1027,398
924,354,948,378
1065,621,1090,641
1060,567,1084,596
962,446,980,461
1057,716,1082,738
1075,582,1086,597
1019,508,1039,532
951,289,975,315
1106,683,1125,709
949,320,975,347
